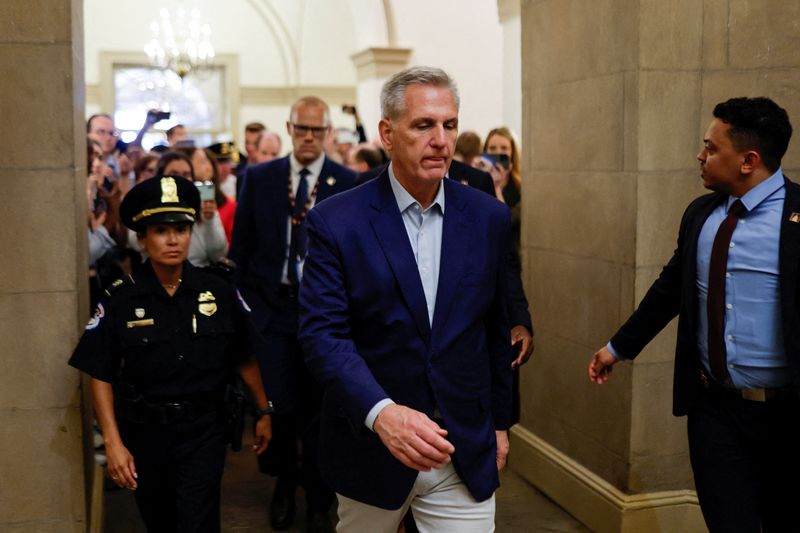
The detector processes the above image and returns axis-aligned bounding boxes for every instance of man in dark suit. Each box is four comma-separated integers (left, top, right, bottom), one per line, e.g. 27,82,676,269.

589,97,798,532
298,66,512,531
229,96,355,532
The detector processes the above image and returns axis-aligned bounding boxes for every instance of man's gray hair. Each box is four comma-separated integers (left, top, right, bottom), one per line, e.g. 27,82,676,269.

380,66,460,120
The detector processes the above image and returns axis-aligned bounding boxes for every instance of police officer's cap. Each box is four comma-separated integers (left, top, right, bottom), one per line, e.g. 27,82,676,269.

120,176,200,232
207,141,240,164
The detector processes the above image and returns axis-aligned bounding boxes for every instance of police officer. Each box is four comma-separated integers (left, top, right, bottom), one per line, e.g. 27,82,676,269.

70,176,273,533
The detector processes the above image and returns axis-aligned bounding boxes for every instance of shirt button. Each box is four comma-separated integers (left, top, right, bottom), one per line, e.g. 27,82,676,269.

729,242,735,248
177,354,184,361
726,272,731,278
726,303,733,310
727,335,734,341
729,364,735,369
421,267,428,273
420,230,425,236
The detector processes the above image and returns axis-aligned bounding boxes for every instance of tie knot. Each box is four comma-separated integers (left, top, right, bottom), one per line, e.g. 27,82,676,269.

728,199,746,217
299,168,311,178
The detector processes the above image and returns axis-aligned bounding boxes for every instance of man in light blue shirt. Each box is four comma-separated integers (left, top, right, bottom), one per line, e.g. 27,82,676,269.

588,97,800,531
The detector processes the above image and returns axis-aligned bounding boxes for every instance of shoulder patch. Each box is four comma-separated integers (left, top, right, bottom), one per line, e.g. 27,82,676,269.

85,303,105,330
236,289,252,313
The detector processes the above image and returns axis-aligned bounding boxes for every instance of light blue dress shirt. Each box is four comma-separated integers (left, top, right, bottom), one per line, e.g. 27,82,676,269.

695,169,789,388
365,164,446,429
608,170,790,388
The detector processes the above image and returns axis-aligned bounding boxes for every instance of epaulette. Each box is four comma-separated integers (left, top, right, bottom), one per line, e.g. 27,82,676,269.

203,257,237,281
103,274,135,296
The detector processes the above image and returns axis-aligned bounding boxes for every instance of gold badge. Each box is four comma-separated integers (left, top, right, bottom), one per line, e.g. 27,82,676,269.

135,308,145,318
198,291,217,316
790,212,800,223
198,302,217,316
161,177,180,203
198,291,215,302
326,176,336,186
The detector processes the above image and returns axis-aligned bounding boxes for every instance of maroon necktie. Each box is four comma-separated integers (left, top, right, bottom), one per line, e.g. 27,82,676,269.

707,199,746,382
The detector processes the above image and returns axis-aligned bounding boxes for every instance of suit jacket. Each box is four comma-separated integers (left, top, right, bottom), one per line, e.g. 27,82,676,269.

228,155,356,332
298,170,513,509
610,177,800,416
357,160,533,331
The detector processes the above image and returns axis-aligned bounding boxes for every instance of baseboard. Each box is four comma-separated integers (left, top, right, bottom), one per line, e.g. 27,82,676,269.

509,426,707,533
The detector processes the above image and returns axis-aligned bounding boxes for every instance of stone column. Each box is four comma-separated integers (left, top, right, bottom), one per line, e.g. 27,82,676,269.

350,47,412,138
512,1,800,532
0,1,89,531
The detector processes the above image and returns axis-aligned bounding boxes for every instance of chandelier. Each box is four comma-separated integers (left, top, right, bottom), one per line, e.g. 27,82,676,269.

144,6,215,79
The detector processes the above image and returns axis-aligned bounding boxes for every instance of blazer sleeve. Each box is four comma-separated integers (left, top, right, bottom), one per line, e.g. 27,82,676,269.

298,207,389,426
487,208,514,430
506,247,533,331
229,167,256,286
609,203,695,359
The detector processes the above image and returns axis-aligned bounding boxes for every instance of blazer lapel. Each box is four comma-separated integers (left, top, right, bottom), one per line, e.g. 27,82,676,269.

779,177,800,321
316,157,341,202
684,193,725,331
368,173,432,343
431,180,471,335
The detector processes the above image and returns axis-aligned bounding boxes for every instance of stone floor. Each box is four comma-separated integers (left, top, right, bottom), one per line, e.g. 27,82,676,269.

105,428,589,532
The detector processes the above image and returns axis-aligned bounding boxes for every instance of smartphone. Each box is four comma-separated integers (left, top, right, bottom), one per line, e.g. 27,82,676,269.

195,181,215,201
479,153,510,169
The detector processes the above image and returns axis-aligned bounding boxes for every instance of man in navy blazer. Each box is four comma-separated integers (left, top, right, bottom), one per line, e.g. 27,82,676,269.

299,67,512,531
229,96,355,531
589,97,800,531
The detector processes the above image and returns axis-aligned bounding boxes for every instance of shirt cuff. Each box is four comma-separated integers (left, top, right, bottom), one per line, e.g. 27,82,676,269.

365,399,395,431
606,342,624,361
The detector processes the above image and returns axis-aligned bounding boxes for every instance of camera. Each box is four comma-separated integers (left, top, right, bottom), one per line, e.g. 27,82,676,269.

478,153,510,170
194,180,215,202
149,109,171,122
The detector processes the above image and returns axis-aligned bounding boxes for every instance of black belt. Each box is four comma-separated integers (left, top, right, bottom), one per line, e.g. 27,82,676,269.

116,390,224,424
699,369,798,402
278,283,298,299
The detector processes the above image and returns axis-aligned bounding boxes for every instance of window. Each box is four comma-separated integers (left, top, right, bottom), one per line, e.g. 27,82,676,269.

113,65,226,150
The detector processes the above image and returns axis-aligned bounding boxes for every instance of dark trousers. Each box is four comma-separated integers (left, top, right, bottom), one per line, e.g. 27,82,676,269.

687,387,800,533
256,298,333,512
120,410,227,533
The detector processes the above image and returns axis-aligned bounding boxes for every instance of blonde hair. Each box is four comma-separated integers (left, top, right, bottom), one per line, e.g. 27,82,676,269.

484,127,521,190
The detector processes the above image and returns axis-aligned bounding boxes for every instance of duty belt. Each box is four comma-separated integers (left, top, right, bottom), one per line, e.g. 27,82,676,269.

116,389,224,424
698,369,798,402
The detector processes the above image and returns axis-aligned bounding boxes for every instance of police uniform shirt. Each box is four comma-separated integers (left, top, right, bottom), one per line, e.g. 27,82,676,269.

70,260,261,399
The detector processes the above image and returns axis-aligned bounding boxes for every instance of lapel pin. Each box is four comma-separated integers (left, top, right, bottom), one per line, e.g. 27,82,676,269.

790,212,800,223
326,176,336,186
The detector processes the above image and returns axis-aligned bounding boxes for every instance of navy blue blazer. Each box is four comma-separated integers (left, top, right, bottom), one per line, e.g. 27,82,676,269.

228,155,356,331
298,170,513,509
610,177,800,416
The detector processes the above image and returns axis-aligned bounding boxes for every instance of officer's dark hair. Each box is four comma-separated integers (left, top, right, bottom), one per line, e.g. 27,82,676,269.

155,151,195,179
712,97,792,173
87,113,113,133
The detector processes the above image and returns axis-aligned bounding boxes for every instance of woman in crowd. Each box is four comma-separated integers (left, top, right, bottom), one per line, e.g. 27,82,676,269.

87,136,120,309
130,151,228,266
181,147,237,245
70,176,272,532
482,126,523,253
134,153,160,184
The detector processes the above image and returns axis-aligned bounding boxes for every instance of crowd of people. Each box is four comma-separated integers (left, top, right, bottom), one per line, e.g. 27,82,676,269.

77,66,534,533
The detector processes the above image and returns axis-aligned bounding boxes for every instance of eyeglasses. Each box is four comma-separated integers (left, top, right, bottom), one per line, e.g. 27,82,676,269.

92,128,119,138
291,123,328,138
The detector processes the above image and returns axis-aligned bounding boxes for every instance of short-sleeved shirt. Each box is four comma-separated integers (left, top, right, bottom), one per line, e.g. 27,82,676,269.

69,260,261,399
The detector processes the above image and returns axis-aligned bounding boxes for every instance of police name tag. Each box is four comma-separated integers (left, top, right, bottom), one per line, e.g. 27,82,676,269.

127,319,155,328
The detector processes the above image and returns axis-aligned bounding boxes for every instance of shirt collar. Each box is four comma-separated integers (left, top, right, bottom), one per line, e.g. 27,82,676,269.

388,163,445,215
290,152,325,178
730,168,785,212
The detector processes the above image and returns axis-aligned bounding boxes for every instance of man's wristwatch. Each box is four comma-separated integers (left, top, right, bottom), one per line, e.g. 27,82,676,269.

256,401,275,417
